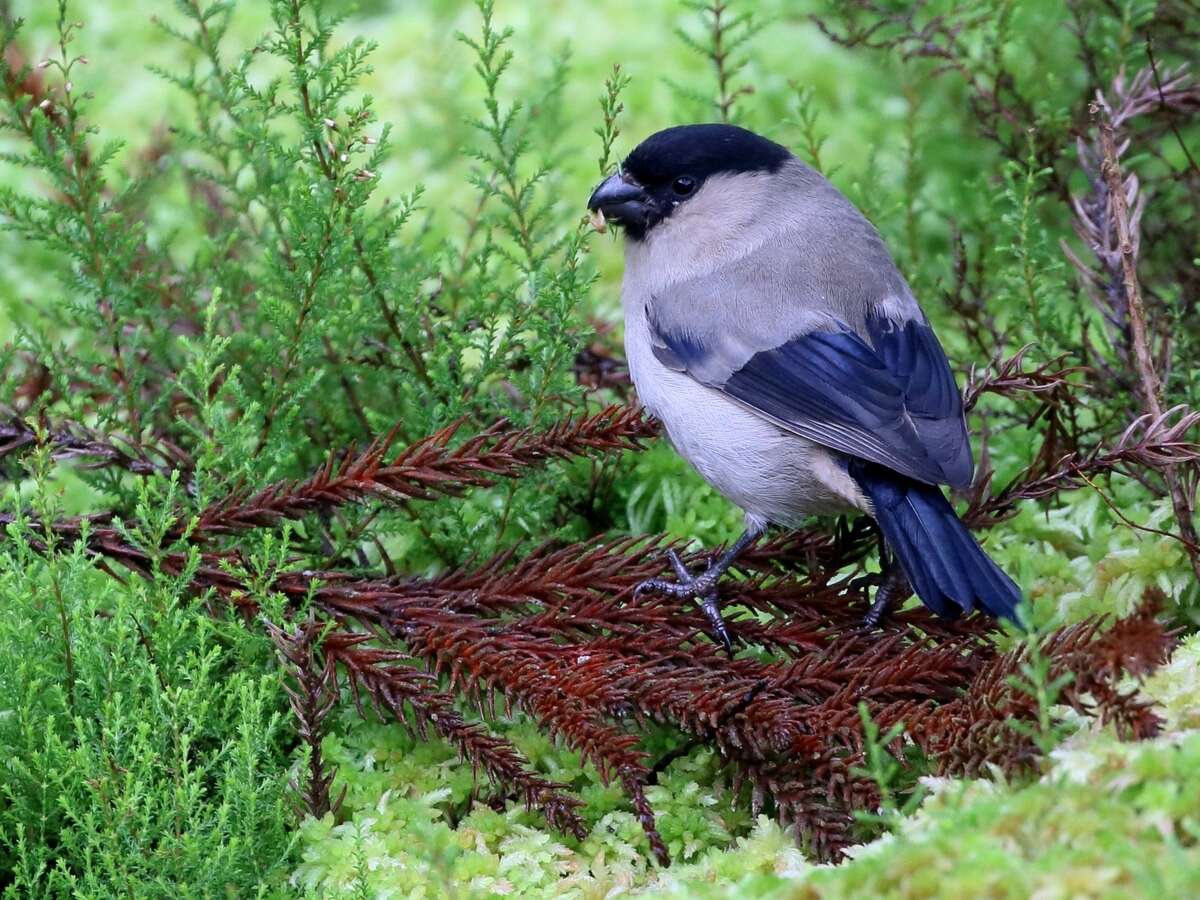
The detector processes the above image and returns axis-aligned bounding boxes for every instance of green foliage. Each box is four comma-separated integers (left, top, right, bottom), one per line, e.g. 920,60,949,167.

671,1,766,123
1004,615,1077,757
786,83,830,175
0,444,294,895
994,139,1070,348
291,721,1200,898
853,704,927,834
0,0,597,891
595,64,633,177
2,0,594,564
1143,631,1200,731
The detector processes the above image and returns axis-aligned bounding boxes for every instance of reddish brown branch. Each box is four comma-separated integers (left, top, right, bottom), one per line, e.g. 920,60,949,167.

320,629,589,839
191,405,656,536
266,616,346,819
0,416,191,478
1,380,1187,861
919,591,1169,778
2,489,1176,860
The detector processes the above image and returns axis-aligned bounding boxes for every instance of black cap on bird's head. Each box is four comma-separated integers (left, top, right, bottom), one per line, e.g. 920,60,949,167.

587,124,791,239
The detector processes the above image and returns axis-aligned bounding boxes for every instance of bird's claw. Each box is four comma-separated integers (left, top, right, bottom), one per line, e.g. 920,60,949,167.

698,593,734,656
635,553,733,655
862,594,891,629
634,577,695,599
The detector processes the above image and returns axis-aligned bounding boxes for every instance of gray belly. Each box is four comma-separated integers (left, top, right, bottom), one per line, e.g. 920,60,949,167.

625,319,868,528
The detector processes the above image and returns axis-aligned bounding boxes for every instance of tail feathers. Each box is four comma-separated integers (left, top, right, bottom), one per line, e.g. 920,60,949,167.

849,460,1021,621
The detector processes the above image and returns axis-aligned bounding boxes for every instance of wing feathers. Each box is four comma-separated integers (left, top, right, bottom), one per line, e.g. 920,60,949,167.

651,312,973,488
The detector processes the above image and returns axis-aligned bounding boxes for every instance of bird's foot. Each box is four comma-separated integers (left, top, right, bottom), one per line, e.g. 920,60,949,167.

635,549,723,598
863,566,911,629
636,550,734,654
863,593,891,629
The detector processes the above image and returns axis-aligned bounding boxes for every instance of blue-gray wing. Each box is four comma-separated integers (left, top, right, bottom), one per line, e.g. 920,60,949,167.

650,311,973,489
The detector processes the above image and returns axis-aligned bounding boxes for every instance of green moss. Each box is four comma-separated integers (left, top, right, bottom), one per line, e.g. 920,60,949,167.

797,732,1200,899
291,715,760,897
291,729,1200,898
1143,634,1200,732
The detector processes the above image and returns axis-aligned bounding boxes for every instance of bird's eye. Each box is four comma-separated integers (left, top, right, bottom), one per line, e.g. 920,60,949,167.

671,175,697,196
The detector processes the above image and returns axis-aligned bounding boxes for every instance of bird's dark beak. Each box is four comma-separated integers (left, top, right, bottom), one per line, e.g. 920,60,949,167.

587,172,651,232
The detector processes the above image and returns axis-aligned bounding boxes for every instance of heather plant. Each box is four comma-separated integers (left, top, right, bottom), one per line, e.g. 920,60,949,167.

0,0,1198,897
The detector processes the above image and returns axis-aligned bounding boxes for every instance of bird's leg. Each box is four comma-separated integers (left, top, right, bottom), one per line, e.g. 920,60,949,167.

635,525,765,653
848,528,888,600
863,543,911,628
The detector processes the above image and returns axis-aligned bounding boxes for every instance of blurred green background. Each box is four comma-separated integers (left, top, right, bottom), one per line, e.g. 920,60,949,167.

1,0,997,331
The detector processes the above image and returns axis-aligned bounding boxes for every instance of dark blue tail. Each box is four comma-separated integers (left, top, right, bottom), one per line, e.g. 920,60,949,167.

848,460,1021,621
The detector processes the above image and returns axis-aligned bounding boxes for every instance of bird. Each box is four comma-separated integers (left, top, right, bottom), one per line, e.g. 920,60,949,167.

586,123,1021,650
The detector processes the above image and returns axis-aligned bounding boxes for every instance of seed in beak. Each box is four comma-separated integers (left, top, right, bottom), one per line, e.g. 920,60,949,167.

588,209,607,233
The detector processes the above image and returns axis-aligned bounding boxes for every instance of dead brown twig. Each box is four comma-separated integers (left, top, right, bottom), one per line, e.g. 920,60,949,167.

188,405,657,538
961,346,1084,413
0,416,191,479
266,615,347,820
1064,66,1200,580
967,405,1200,528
